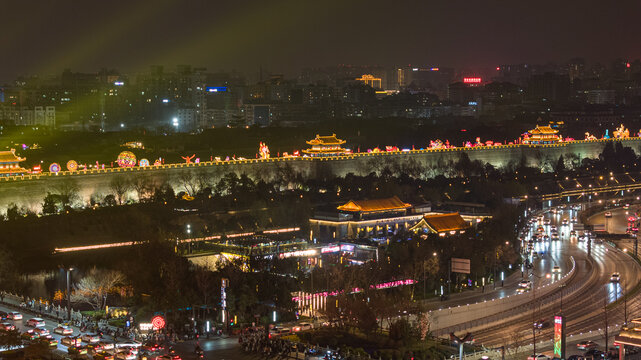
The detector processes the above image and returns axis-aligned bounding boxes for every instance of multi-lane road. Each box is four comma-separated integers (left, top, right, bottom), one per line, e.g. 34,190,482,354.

432,204,641,359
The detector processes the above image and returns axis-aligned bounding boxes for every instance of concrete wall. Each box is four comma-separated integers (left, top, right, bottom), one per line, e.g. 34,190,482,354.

1,138,639,212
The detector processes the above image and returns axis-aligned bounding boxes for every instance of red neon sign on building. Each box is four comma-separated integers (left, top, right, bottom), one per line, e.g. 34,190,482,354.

463,77,482,84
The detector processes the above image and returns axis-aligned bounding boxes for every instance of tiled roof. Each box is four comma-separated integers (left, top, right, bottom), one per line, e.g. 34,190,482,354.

337,196,411,212
529,125,558,135
0,150,25,163
307,134,346,146
410,212,469,233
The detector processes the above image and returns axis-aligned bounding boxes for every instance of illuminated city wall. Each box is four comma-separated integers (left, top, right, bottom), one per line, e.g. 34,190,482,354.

1,138,640,212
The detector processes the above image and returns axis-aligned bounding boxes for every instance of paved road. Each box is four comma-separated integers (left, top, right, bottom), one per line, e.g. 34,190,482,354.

463,205,641,359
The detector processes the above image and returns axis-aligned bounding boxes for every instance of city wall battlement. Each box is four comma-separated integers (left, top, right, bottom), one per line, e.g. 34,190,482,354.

1,138,640,212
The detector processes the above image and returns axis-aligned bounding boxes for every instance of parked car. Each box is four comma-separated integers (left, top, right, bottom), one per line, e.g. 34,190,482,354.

7,312,22,320
26,318,45,327
54,326,73,335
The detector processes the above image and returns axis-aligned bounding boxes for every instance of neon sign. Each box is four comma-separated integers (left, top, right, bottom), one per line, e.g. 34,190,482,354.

463,77,482,84
554,315,565,359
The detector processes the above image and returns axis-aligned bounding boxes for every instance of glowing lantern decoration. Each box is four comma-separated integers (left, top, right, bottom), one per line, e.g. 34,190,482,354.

116,151,137,168
49,163,61,173
66,160,78,172
151,315,166,330
153,159,162,166
139,158,150,167
259,142,270,159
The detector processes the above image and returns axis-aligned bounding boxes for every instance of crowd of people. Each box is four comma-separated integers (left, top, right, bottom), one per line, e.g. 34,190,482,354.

239,327,346,359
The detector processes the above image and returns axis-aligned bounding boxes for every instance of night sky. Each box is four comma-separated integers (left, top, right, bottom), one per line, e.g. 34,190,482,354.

1,0,640,82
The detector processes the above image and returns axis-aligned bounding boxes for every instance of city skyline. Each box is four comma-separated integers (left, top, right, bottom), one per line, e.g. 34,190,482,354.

2,0,641,83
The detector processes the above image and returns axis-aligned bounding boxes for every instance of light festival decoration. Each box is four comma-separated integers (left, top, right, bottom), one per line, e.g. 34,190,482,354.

139,159,150,167
151,315,166,330
66,160,78,172
181,154,195,163
259,142,270,159
116,151,137,168
49,163,61,173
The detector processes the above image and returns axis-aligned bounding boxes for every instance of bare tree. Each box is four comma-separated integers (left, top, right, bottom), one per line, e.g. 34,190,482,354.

52,178,80,209
177,170,199,195
71,267,125,310
504,330,526,359
109,175,131,205
132,174,157,202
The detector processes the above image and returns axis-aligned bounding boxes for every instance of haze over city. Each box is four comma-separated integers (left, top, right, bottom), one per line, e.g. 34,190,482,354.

2,1,641,360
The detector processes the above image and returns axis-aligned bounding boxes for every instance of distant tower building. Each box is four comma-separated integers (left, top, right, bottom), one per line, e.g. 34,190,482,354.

355,75,382,89
567,58,585,83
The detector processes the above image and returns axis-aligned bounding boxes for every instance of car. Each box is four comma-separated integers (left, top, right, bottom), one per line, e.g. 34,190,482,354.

562,219,569,225
54,325,73,335
550,225,557,231
533,319,549,329
0,322,15,331
584,348,604,358
553,266,561,273
577,340,599,350
89,341,114,352
68,346,88,355
142,342,164,352
572,217,578,223
32,327,49,337
116,340,142,348
7,312,22,320
611,272,620,282
519,280,532,288
544,219,551,225
0,311,8,320
61,336,80,347
81,333,101,343
605,211,612,218
292,322,314,332
154,355,182,360
26,317,45,327
93,351,115,360
40,337,58,347
567,356,584,360
269,327,292,338
115,351,137,360
21,331,39,340
527,354,550,360
120,346,139,355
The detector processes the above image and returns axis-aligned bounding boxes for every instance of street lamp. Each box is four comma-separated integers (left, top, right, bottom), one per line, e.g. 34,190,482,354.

66,267,74,320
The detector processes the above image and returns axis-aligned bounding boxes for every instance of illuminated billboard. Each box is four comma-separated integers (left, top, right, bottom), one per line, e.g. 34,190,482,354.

463,77,482,84
206,86,228,93
554,315,565,359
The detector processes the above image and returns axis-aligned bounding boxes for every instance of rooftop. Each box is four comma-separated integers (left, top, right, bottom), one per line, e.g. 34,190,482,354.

410,212,469,233
0,149,25,163
307,134,346,146
337,196,411,213
528,125,559,135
